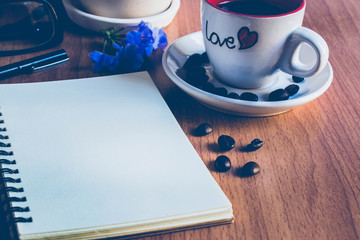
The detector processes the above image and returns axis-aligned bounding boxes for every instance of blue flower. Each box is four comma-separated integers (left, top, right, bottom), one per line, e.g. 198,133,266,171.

137,21,150,32
123,25,154,57
123,44,144,71
89,21,168,73
152,28,168,50
113,42,144,71
89,51,119,72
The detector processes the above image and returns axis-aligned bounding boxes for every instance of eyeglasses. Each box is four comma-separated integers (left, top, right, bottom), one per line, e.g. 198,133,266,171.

0,0,63,56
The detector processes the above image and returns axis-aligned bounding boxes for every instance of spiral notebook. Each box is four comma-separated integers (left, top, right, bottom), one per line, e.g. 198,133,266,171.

0,72,233,240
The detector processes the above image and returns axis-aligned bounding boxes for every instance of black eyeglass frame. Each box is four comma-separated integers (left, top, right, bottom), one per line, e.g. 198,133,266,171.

0,0,63,56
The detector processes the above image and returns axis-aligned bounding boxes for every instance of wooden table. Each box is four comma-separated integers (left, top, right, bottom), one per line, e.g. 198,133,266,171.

1,0,359,239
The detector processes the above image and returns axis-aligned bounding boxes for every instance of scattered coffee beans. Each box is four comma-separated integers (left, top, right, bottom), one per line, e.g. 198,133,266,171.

218,135,235,151
239,161,260,177
214,155,232,172
179,53,303,106
292,75,304,83
194,123,213,136
178,53,262,101
178,53,262,102
193,127,261,177
268,88,290,101
239,92,259,101
246,139,263,151
285,84,300,96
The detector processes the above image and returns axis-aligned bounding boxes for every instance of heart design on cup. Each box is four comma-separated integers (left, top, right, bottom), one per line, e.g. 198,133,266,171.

238,27,258,50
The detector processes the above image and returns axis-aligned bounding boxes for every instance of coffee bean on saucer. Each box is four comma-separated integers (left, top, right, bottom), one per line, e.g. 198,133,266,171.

246,139,263,151
202,82,217,94
183,53,203,70
214,155,231,172
186,66,206,77
218,135,235,151
186,76,208,88
268,88,289,101
292,76,304,83
201,52,210,64
238,161,260,177
186,66,207,81
185,66,209,88
285,84,300,96
194,123,213,136
175,67,187,80
213,87,228,97
239,92,259,101
228,92,240,99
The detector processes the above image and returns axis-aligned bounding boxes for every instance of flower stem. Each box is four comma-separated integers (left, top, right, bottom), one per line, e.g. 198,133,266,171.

102,41,107,53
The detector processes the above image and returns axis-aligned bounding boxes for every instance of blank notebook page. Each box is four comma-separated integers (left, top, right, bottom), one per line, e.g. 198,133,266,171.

0,72,232,238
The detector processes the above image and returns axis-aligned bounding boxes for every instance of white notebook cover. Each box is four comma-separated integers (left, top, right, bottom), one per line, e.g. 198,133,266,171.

0,72,233,239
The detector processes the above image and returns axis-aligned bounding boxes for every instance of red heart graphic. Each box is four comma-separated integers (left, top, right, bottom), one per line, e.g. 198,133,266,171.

237,27,258,50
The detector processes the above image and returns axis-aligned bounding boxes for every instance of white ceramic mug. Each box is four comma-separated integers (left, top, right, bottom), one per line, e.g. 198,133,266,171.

80,0,172,18
201,0,329,89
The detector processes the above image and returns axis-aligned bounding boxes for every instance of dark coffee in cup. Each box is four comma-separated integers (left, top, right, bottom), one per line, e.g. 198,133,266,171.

216,0,302,16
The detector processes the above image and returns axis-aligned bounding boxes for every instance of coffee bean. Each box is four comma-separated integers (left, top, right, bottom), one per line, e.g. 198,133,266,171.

185,66,209,88
292,76,304,83
194,123,213,136
246,139,263,151
214,155,231,172
186,67,208,80
268,88,289,101
285,84,300,96
201,52,209,63
240,92,259,101
186,77,209,88
175,67,187,80
213,87,228,97
228,92,240,99
183,53,203,70
186,66,206,77
239,161,260,177
218,135,235,151
202,82,217,94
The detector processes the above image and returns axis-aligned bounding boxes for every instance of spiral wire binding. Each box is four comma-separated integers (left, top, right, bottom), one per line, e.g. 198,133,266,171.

0,111,32,240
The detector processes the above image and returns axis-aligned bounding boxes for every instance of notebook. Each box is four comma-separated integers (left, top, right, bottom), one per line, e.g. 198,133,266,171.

0,72,233,240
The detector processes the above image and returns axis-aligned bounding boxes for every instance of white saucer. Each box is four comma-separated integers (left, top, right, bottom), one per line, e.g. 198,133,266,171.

62,0,180,32
162,31,333,117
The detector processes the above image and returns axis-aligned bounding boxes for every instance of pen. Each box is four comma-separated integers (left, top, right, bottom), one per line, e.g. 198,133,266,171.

0,49,69,80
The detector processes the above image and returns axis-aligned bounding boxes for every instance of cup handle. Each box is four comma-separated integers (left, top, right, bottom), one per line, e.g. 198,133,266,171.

278,27,329,77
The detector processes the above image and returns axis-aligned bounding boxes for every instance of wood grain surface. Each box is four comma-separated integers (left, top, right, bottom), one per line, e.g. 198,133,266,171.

1,0,359,239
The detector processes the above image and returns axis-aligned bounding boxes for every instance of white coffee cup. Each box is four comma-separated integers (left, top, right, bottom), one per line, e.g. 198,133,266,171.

80,0,172,18
201,0,329,89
